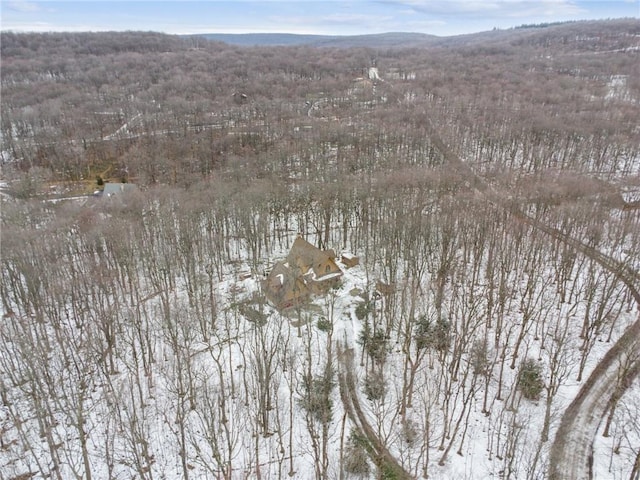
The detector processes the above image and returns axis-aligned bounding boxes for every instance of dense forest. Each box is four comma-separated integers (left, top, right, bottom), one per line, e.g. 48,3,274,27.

1,19,639,479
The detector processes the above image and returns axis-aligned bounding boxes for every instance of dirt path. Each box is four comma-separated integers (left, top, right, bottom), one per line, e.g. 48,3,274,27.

425,118,640,480
337,343,413,480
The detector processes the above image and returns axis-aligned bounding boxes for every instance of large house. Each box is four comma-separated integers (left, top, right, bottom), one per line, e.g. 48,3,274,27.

263,236,343,310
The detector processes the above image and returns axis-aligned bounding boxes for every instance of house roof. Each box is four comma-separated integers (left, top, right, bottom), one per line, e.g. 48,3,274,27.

288,236,336,267
267,261,295,284
102,183,137,196
288,236,343,284
263,238,344,310
267,261,312,291
263,260,311,309
306,271,343,282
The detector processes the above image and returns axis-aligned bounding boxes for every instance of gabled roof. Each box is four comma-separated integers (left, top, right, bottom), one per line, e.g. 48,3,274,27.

305,270,343,283
287,236,340,278
263,260,311,310
264,237,343,310
267,261,295,286
288,236,324,260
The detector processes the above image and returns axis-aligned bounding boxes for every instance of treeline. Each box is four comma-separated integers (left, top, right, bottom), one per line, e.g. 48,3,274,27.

515,21,578,29
1,21,638,189
0,31,192,57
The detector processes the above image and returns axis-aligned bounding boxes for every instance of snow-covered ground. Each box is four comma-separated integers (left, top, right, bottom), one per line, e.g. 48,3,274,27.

606,75,636,104
593,378,640,479
1,210,638,479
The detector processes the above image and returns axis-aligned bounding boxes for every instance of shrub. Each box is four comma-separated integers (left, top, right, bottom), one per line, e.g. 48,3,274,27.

517,358,545,400
364,370,386,401
401,419,418,446
343,431,370,477
316,317,332,332
414,315,451,353
300,370,334,423
470,339,490,376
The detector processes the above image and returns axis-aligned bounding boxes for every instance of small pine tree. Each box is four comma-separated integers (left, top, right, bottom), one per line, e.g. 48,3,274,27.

517,358,544,400
364,329,388,365
364,370,386,401
343,431,370,477
355,300,373,320
470,339,489,376
300,370,334,423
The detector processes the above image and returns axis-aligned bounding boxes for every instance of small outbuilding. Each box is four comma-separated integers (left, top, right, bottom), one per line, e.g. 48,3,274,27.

101,182,138,197
341,253,359,269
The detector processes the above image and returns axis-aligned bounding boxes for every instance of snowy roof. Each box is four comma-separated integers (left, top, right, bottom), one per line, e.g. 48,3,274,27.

288,236,338,267
308,271,343,282
102,183,137,196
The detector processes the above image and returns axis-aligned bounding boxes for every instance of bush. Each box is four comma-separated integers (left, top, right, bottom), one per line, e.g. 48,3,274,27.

517,358,544,400
401,419,418,446
316,317,332,332
414,315,451,353
364,370,386,401
343,431,370,477
300,370,334,422
470,339,489,376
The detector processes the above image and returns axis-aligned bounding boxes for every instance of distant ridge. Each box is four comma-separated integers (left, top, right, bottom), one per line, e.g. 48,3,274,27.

188,32,437,48
194,33,334,46
186,19,640,48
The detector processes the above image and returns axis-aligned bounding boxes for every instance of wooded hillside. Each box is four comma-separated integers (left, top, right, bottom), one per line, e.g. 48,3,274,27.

1,20,639,480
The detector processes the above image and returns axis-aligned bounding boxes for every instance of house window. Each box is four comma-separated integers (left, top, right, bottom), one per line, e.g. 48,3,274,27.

325,264,331,273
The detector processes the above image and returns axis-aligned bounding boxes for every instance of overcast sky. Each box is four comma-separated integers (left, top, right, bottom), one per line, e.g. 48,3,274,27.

1,0,638,37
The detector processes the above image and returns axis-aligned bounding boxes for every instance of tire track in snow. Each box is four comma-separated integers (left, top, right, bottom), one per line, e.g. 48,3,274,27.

337,343,413,480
